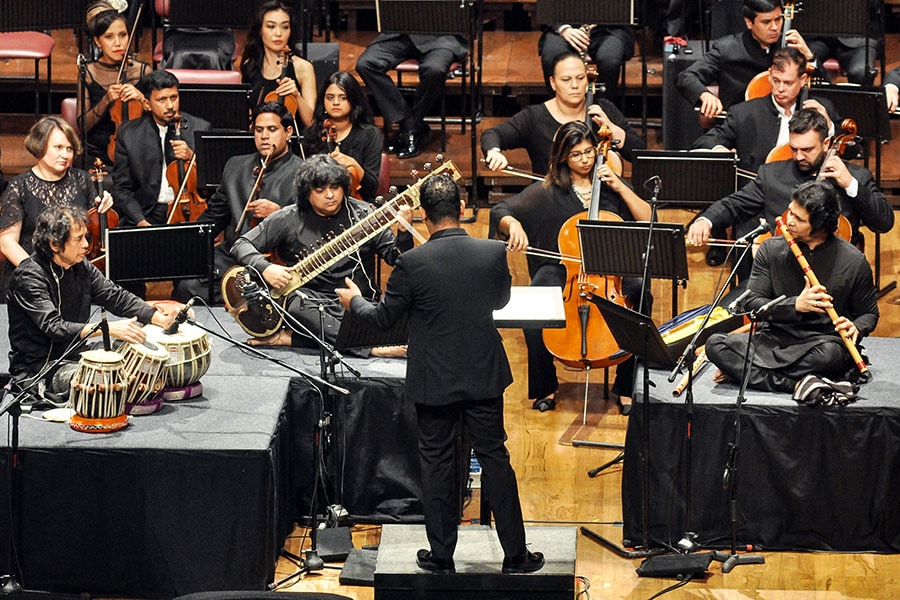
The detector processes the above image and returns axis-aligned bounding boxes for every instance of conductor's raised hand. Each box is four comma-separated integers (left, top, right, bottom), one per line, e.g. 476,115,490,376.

336,276,361,311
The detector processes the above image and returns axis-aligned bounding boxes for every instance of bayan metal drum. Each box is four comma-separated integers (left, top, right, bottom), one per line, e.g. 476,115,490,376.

69,349,129,433
144,323,212,396
119,339,170,414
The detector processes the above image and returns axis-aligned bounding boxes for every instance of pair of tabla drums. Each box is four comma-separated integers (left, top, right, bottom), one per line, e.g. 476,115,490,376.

67,322,212,433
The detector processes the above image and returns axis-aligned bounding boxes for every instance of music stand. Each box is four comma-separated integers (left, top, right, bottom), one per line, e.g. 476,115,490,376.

631,151,738,208
807,84,895,297
105,223,216,300
194,131,257,191
578,221,689,318
334,311,409,354
178,85,252,132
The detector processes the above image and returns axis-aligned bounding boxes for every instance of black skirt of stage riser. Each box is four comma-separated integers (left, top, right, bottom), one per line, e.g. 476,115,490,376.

374,525,575,600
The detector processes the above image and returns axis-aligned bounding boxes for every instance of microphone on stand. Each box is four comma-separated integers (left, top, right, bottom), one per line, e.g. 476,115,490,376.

100,309,111,351
726,289,753,314
750,294,787,320
164,297,196,335
735,218,770,243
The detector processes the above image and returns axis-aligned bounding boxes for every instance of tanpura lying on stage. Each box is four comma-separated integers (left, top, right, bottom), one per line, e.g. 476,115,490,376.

222,158,460,337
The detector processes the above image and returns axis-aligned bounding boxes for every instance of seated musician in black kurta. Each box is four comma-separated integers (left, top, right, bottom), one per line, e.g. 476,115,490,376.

490,121,652,414
705,181,878,402
230,154,412,355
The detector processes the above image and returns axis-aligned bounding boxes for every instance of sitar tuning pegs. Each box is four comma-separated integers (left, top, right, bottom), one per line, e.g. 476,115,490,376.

374,195,385,207
423,162,433,172
409,169,419,179
388,185,398,198
434,154,444,164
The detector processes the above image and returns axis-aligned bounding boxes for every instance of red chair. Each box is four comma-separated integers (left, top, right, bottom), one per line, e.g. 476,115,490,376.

0,31,55,117
61,97,79,133
164,68,241,85
375,151,391,199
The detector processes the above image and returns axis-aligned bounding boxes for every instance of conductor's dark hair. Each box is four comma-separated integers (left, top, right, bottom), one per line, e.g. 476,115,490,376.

139,69,179,96
33,206,88,259
743,0,783,21
546,121,599,191
240,1,297,83
293,154,350,212
792,181,840,235
788,107,829,140
771,47,807,75
420,173,461,224
253,101,294,130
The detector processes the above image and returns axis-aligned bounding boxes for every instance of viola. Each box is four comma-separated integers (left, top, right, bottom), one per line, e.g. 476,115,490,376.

321,118,362,194
106,3,144,160
86,158,120,269
165,115,206,224
264,52,300,115
543,126,631,370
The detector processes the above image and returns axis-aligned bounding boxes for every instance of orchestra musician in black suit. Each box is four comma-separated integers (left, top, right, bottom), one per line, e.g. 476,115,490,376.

337,173,544,576
112,70,211,227
356,33,467,159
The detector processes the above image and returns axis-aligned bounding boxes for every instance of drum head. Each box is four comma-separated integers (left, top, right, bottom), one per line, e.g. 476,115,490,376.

80,349,125,364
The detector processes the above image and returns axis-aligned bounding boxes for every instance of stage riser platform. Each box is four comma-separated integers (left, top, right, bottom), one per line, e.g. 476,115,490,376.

374,525,575,600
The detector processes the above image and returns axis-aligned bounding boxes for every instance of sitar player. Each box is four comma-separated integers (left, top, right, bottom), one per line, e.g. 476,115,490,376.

230,154,411,356
490,121,651,415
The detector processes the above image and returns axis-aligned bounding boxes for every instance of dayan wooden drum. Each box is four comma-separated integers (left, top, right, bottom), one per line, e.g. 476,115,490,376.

144,323,212,390
69,349,129,433
118,339,169,415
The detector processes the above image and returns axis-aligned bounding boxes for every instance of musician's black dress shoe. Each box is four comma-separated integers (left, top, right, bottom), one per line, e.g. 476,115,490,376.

396,125,431,159
385,130,407,155
502,550,545,574
705,244,727,266
416,549,455,574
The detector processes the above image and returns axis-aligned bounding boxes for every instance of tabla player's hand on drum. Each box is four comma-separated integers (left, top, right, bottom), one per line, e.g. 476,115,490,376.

109,317,146,344
151,306,178,331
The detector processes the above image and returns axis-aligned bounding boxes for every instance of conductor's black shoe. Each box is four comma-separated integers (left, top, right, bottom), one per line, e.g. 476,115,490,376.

617,397,632,416
502,550,545,574
416,549,455,574
532,397,556,412
397,125,431,159
705,244,727,266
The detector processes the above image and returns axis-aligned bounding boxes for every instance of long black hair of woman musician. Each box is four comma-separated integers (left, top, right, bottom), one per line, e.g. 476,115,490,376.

313,71,374,127
239,0,297,83
545,121,599,191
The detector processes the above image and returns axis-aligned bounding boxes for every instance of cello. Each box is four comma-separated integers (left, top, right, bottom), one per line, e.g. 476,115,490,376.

165,115,206,224
542,126,630,372
86,158,119,269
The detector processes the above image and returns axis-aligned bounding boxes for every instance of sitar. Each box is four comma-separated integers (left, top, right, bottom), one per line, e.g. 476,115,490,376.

222,158,461,337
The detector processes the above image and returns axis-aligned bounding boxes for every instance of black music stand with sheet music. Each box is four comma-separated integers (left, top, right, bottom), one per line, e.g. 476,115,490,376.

178,85,252,132
374,0,482,212
334,312,409,357
582,296,678,556
194,132,257,191
577,221,689,317
631,151,738,208
807,84,895,296
105,223,216,301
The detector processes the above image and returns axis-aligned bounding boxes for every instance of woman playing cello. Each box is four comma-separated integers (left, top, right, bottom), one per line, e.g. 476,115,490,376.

78,1,150,165
490,121,652,414
240,1,317,128
302,71,383,202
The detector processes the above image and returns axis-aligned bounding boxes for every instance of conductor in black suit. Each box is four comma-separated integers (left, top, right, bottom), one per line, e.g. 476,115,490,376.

112,70,211,226
337,174,543,575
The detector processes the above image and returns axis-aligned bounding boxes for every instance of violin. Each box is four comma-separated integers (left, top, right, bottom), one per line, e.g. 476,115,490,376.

264,52,300,115
106,3,144,160
321,118,362,194
165,115,206,224
542,126,630,371
86,158,120,269
235,150,273,235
